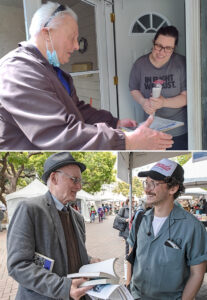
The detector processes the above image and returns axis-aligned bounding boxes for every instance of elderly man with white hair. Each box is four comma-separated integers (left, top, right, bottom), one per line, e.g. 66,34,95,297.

7,152,100,300
0,1,173,151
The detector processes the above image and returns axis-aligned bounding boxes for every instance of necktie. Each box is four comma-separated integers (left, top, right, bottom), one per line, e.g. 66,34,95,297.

62,206,68,212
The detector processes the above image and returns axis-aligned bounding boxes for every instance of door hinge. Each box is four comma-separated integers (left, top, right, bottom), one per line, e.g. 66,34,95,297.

110,13,115,23
114,76,118,85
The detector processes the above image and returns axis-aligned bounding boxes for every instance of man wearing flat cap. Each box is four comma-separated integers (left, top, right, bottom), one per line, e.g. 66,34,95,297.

7,152,99,300
127,158,207,300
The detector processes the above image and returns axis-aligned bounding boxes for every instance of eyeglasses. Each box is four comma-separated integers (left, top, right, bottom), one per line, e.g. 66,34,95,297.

55,170,82,185
142,180,166,190
44,4,66,27
154,43,174,53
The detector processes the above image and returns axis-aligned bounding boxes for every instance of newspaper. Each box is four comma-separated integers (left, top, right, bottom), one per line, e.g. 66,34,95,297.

121,116,184,133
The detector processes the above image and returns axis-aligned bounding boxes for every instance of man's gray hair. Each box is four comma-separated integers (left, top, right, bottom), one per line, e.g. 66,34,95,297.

29,1,78,38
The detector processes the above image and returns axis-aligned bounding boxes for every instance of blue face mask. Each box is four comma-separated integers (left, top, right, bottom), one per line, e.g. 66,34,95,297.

46,31,60,67
46,49,60,67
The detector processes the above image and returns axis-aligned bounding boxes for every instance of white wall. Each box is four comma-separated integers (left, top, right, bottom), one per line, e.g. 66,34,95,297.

0,5,26,58
73,73,101,109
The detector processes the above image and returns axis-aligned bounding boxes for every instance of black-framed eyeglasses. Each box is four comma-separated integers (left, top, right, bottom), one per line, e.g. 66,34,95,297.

142,180,166,190
55,170,82,185
44,4,66,27
154,43,174,53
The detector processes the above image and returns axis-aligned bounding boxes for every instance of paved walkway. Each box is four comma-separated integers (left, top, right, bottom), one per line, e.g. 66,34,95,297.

0,215,207,299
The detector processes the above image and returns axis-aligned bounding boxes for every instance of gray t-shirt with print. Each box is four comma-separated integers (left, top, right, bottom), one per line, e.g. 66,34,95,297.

129,53,187,136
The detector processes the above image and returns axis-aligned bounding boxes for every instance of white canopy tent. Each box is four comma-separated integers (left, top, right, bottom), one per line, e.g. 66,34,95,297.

76,190,97,222
6,179,95,223
184,187,207,196
6,179,48,222
183,157,207,188
94,191,126,203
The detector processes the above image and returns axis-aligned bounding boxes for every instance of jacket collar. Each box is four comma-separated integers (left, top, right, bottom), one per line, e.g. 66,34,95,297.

18,41,55,70
144,203,187,240
144,203,186,220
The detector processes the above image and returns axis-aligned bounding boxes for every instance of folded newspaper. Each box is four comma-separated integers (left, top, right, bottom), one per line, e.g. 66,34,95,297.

121,116,184,132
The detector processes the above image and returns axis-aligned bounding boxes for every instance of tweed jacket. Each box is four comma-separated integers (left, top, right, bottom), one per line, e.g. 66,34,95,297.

0,41,125,150
7,191,90,300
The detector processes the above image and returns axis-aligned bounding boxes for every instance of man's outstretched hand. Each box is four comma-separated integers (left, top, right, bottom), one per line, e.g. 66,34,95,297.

125,115,173,150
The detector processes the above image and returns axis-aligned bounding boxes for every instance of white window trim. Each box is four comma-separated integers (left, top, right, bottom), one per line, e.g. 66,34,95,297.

185,0,201,150
129,12,170,36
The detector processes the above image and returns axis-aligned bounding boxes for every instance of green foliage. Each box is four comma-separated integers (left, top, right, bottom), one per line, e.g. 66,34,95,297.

175,153,192,166
71,152,116,193
113,176,144,197
0,152,52,187
113,180,129,197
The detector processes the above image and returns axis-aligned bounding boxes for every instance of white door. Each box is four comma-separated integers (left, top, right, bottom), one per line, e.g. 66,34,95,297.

113,0,185,122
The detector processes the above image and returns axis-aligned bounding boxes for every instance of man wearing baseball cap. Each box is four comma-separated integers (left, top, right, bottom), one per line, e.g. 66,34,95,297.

128,158,207,300
7,152,99,300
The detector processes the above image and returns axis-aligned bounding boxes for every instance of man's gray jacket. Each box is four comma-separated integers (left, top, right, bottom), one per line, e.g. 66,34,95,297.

0,41,125,150
7,191,90,300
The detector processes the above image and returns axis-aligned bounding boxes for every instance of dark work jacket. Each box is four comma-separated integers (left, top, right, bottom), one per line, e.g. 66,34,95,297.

0,41,125,150
116,206,129,238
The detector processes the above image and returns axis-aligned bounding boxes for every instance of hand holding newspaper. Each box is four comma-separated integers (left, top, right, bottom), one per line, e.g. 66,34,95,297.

121,116,184,133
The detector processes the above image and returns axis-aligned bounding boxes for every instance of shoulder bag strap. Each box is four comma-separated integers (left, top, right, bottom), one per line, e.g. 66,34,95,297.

134,211,144,245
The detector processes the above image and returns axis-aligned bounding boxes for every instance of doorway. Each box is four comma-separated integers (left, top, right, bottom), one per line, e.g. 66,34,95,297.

112,0,186,122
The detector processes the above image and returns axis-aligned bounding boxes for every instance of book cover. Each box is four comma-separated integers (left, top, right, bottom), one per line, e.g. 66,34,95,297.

67,258,119,287
33,252,54,272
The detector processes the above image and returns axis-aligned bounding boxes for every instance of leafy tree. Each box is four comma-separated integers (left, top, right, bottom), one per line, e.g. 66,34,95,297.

113,176,144,197
0,152,51,206
71,152,117,193
175,153,192,166
113,180,129,197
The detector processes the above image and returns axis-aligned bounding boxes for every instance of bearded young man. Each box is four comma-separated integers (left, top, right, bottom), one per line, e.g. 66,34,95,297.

127,158,207,300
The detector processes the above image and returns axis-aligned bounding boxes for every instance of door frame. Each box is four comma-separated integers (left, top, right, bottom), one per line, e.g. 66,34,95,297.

105,0,202,149
185,0,202,150
23,0,42,40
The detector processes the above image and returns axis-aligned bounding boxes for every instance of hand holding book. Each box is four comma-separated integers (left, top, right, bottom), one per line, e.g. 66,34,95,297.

67,258,133,299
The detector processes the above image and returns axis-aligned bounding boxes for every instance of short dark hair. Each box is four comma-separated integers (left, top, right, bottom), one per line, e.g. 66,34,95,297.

163,176,185,200
153,25,179,46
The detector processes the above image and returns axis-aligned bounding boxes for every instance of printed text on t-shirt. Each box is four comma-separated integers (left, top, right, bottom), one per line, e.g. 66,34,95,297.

144,74,176,90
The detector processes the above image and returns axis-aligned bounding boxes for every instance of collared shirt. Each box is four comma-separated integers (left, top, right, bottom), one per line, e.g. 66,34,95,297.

51,194,65,211
128,204,207,300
